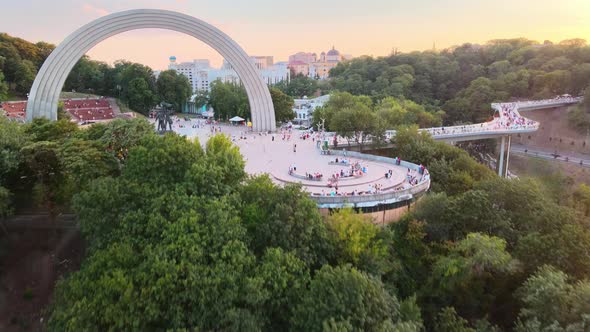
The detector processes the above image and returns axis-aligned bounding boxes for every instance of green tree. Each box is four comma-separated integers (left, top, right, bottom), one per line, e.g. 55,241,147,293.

423,233,517,325
0,186,12,218
238,175,333,267
209,80,250,120
25,118,79,142
0,41,22,82
191,89,209,109
58,139,120,189
127,77,157,115
20,141,67,219
0,70,8,100
185,134,245,197
515,265,590,331
123,133,203,190
292,265,402,332
50,202,267,331
274,73,318,98
0,116,30,185
14,59,36,94
435,307,475,332
573,183,590,217
156,69,192,112
255,248,310,330
331,103,381,150
327,208,388,274
269,87,294,122
92,118,156,161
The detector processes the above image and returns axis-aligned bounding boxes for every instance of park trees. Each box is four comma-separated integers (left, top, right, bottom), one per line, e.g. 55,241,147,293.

291,265,408,332
20,141,67,219
327,208,389,275
238,175,333,267
156,69,192,112
269,87,294,122
0,70,8,100
515,265,590,331
274,73,319,98
209,80,250,121
14,59,36,94
63,56,109,94
376,97,442,128
126,77,157,115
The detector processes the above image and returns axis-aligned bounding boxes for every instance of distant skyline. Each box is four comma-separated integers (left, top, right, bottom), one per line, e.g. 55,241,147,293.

1,0,589,70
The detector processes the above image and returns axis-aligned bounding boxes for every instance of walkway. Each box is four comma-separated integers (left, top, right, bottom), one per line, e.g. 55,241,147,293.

326,97,583,145
159,119,430,205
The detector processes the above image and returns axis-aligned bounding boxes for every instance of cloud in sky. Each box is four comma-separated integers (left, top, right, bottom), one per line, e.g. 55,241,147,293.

82,3,110,17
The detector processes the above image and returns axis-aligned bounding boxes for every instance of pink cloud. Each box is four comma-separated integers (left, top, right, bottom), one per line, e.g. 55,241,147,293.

82,3,110,17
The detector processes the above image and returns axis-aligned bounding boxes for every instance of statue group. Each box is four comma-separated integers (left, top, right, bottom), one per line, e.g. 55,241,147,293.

155,108,173,133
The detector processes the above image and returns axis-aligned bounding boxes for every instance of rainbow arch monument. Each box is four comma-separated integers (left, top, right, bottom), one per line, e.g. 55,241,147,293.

26,9,276,131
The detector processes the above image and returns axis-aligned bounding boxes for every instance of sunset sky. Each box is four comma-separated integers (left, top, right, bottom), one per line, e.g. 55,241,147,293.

1,0,589,70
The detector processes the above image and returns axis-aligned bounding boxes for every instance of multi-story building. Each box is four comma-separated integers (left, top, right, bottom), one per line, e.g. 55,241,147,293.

288,52,317,64
168,55,289,92
288,47,346,80
288,61,310,77
293,94,330,126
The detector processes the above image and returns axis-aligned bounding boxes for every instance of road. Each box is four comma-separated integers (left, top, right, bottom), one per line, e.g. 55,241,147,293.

511,144,590,168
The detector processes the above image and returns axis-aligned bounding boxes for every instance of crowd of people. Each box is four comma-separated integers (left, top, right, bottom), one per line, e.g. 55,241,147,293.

288,164,323,181
494,103,536,129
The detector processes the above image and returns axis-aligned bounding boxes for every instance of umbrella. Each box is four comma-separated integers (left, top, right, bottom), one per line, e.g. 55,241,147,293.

229,116,245,122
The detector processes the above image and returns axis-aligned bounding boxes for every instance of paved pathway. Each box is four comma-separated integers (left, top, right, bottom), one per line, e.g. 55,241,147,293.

163,118,411,195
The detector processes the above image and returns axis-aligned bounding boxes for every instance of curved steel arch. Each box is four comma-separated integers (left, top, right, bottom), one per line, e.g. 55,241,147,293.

26,9,276,131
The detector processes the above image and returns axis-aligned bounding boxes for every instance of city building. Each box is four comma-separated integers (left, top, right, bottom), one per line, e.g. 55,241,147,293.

288,47,347,80
288,61,310,77
168,55,290,92
293,94,330,126
288,52,317,64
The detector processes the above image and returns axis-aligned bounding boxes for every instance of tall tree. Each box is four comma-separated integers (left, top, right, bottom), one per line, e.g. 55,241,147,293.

127,77,157,115
209,80,250,120
291,265,406,331
156,69,192,112
269,87,294,122
0,70,8,100
14,59,36,94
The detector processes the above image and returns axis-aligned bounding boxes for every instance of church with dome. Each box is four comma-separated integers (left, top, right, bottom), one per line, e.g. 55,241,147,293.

288,47,351,79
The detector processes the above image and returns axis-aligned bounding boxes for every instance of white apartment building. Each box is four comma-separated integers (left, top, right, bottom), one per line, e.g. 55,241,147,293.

293,94,330,125
168,56,290,92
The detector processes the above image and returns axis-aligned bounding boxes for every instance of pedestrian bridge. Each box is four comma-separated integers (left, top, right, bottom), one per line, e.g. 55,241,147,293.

326,97,582,145
325,96,583,177
390,97,583,143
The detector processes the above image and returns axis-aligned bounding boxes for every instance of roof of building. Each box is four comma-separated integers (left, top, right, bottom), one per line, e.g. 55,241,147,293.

327,47,340,56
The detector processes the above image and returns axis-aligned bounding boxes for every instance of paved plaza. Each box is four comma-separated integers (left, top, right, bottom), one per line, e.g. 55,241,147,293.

161,117,413,196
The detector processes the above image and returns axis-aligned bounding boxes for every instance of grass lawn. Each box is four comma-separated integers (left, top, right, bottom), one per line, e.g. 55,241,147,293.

59,91,100,99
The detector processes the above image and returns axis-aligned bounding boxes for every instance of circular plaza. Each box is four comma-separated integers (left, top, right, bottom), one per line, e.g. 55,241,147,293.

164,117,431,224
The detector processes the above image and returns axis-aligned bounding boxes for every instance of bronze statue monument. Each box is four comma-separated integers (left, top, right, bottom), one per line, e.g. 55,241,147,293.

155,108,173,133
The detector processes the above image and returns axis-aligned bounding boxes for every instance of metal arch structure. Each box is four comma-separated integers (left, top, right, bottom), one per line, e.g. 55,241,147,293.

25,9,276,131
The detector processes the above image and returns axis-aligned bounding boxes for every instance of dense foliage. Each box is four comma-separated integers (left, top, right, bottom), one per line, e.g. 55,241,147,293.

313,92,442,149
0,33,191,115
209,80,295,124
329,38,590,124
1,111,588,330
0,33,54,97
273,73,320,98
1,33,589,331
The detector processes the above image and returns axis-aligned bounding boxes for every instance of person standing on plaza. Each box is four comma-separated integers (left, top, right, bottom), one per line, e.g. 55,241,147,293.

294,143,297,153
